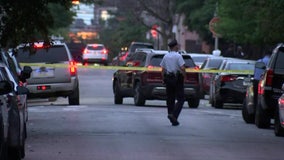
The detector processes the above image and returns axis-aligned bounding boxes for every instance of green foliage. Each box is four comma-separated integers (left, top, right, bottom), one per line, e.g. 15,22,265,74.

0,0,74,48
176,0,216,44
99,13,151,59
216,0,284,45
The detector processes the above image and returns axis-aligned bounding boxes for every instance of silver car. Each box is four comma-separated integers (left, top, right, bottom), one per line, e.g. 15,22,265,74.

15,41,80,105
82,43,108,65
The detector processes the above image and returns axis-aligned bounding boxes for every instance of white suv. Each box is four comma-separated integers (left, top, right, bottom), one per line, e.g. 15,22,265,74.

15,41,80,105
82,43,108,65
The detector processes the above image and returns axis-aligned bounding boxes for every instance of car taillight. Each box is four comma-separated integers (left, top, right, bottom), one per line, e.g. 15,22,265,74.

147,65,162,71
101,49,108,54
265,69,274,86
221,75,237,82
83,49,88,54
69,61,77,76
279,98,284,106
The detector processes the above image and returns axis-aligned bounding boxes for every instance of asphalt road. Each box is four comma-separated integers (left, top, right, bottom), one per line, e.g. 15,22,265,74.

24,68,284,160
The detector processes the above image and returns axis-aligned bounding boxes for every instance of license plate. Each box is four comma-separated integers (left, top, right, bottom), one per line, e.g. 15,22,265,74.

32,68,54,78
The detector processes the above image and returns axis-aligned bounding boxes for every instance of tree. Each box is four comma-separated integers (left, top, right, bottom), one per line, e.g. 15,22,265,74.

0,0,96,48
176,0,216,44
217,0,284,45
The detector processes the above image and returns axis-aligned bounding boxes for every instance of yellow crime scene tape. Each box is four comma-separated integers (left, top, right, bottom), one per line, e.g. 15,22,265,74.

20,63,253,74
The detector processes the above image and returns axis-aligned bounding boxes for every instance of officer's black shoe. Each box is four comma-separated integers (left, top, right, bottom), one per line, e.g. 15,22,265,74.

167,114,179,126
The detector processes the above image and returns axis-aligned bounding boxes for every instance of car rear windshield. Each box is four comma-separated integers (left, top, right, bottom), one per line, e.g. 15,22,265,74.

87,45,104,50
226,63,255,71
16,46,69,63
149,55,195,68
206,59,223,69
130,44,153,52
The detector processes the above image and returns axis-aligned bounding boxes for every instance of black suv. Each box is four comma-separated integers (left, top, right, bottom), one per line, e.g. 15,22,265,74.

255,43,284,130
112,49,201,108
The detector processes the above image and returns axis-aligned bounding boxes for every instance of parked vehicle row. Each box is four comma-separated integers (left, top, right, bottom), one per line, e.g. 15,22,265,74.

241,43,284,137
0,49,32,160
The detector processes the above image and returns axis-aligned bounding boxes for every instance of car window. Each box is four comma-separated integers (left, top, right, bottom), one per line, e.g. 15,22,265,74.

16,46,69,63
275,51,284,69
191,56,208,64
183,56,196,68
130,44,153,52
206,59,223,68
149,55,164,66
226,63,255,70
87,45,104,50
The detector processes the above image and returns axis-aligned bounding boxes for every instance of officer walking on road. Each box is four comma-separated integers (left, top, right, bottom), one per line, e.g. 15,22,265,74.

160,39,186,126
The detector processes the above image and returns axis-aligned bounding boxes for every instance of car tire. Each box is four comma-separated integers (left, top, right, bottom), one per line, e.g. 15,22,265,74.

255,102,270,128
274,107,284,137
134,82,145,106
8,146,21,160
214,99,224,109
68,86,80,105
114,80,123,104
242,99,255,124
187,98,200,108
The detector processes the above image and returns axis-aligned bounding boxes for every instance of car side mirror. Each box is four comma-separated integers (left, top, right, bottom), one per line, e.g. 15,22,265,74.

0,80,13,94
19,66,33,82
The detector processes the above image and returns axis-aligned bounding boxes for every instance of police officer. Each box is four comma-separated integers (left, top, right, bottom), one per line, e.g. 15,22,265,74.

160,39,186,126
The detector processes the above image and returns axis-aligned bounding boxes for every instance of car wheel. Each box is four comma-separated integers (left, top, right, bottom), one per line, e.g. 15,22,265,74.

214,99,223,109
134,82,145,106
68,86,80,105
242,99,255,124
187,98,200,108
255,102,270,128
0,117,8,160
114,80,123,104
274,107,284,137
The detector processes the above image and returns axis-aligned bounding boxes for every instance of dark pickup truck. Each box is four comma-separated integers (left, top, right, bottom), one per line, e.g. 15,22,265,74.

112,49,201,108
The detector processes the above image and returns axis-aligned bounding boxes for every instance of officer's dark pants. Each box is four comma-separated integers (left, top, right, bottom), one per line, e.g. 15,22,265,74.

165,74,184,119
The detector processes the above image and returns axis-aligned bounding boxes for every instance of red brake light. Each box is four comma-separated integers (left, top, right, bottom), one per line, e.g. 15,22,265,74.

69,61,77,76
83,49,88,54
279,98,284,106
265,69,274,86
221,75,237,82
102,49,108,54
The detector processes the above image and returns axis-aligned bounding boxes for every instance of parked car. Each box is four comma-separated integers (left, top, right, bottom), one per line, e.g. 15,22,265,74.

66,42,86,64
188,53,217,68
15,40,80,105
255,43,284,129
82,43,109,66
199,57,225,98
275,83,284,137
125,41,154,62
0,80,13,160
209,59,255,108
242,79,255,123
0,63,30,160
112,49,201,108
